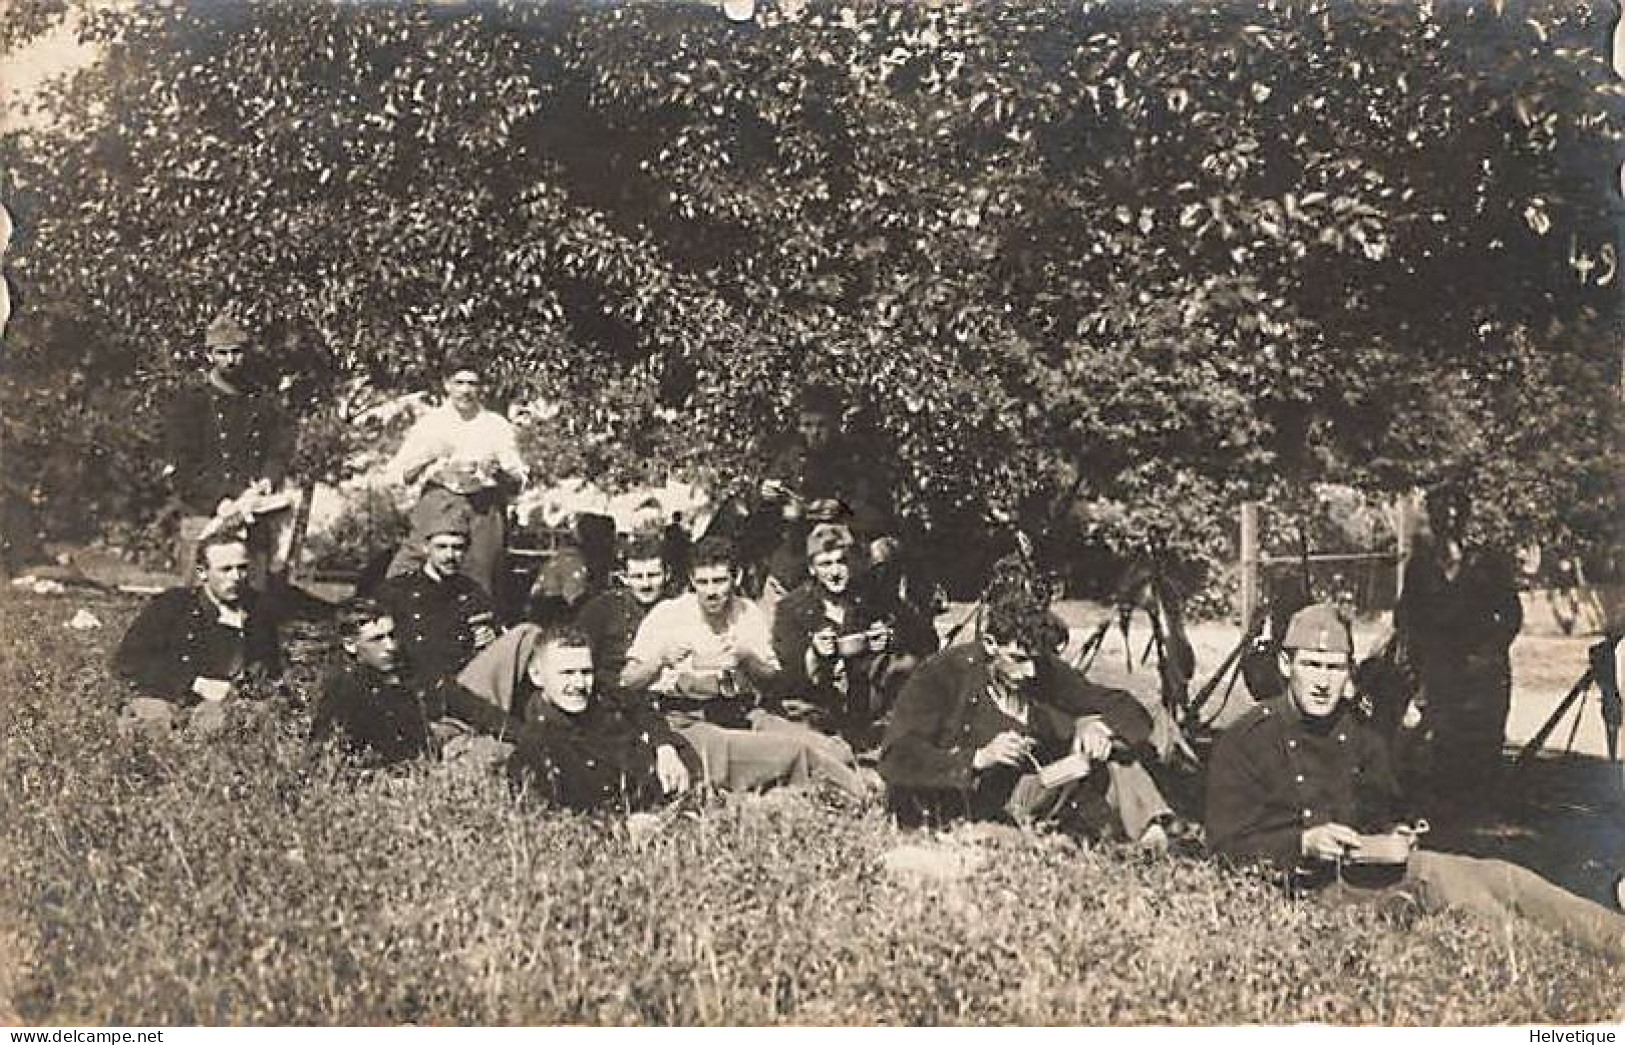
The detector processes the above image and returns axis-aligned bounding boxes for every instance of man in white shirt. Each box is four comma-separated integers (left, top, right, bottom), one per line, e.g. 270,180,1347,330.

385,359,530,600
620,537,873,797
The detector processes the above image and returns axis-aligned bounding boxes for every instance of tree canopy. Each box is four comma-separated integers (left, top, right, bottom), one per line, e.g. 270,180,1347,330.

2,0,1619,577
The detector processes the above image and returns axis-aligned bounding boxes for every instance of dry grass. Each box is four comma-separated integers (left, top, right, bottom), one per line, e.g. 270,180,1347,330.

0,591,1618,1026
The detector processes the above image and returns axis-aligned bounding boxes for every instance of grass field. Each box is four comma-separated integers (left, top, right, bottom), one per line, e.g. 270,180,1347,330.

1,590,1620,1026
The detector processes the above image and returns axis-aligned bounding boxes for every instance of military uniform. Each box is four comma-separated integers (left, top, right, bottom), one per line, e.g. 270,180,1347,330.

164,314,294,582
165,383,291,518
574,589,655,693
880,644,1169,836
112,586,281,735
506,695,699,812
1206,697,1406,886
1395,549,1522,791
1205,603,1625,960
308,661,434,767
114,587,281,704
771,578,917,734
377,570,493,688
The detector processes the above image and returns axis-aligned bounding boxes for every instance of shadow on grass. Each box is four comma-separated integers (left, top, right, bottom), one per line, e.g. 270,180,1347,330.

1423,754,1625,909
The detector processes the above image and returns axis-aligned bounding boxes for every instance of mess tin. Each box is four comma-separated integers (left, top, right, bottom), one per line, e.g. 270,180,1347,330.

1348,832,1415,865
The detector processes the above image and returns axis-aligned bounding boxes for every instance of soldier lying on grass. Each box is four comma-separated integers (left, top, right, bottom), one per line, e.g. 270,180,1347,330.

307,598,434,767
1206,602,1625,961
113,530,282,737
506,624,698,812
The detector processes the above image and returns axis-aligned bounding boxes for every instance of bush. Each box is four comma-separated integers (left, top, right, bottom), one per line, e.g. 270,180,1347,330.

300,488,412,576
0,591,1618,1025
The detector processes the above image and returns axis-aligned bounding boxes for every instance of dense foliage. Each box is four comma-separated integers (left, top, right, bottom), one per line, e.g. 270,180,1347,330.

0,591,1619,1024
1,0,1618,575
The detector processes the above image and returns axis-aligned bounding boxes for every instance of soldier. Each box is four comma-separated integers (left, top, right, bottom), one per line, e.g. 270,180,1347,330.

574,533,670,692
307,599,434,768
879,587,1175,843
1394,490,1523,801
376,498,498,691
747,384,896,604
506,624,698,812
771,522,926,747
1207,603,1625,960
113,531,282,736
163,311,294,588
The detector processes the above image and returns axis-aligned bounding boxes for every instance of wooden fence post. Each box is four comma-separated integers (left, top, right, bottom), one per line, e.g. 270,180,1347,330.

1393,495,1413,605
1239,501,1260,627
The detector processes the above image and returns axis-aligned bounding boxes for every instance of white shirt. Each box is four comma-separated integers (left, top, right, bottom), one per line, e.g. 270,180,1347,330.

386,403,529,489
624,592,780,696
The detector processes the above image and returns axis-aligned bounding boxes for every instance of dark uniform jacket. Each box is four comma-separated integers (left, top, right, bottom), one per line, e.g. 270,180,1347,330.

113,587,281,705
1395,552,1523,667
308,661,434,767
574,589,655,694
165,382,292,515
879,644,1152,820
750,433,897,590
377,569,493,688
771,581,890,705
506,694,699,812
1205,697,1406,884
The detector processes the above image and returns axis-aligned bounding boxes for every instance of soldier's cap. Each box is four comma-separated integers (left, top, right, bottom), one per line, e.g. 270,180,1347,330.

421,498,474,540
1281,602,1354,655
806,522,854,560
204,311,251,349
804,497,850,524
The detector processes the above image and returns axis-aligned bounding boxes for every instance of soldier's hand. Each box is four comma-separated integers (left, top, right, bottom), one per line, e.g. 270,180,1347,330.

972,731,1035,771
471,624,497,649
1071,716,1114,762
759,478,787,501
655,745,691,795
1301,822,1362,861
866,621,892,654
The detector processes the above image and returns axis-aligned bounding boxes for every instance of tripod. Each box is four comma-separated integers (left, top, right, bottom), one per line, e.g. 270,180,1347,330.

1515,634,1623,769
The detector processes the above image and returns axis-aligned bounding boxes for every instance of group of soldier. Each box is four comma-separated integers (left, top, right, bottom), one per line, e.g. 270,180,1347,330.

109,313,1625,963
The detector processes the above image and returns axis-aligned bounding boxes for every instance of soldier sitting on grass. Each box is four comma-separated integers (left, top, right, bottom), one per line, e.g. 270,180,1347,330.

306,599,434,768
377,498,499,692
506,624,698,812
619,536,875,799
1206,602,1625,961
878,586,1177,846
574,533,671,694
113,529,282,737
770,522,926,751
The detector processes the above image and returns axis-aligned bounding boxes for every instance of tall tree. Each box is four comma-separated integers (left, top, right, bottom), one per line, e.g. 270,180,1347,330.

2,0,1617,580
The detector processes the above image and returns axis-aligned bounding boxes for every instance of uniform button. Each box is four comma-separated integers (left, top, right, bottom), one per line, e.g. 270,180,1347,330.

1337,734,1347,744
1294,774,1305,783
1287,740,1297,750
1301,809,1313,820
